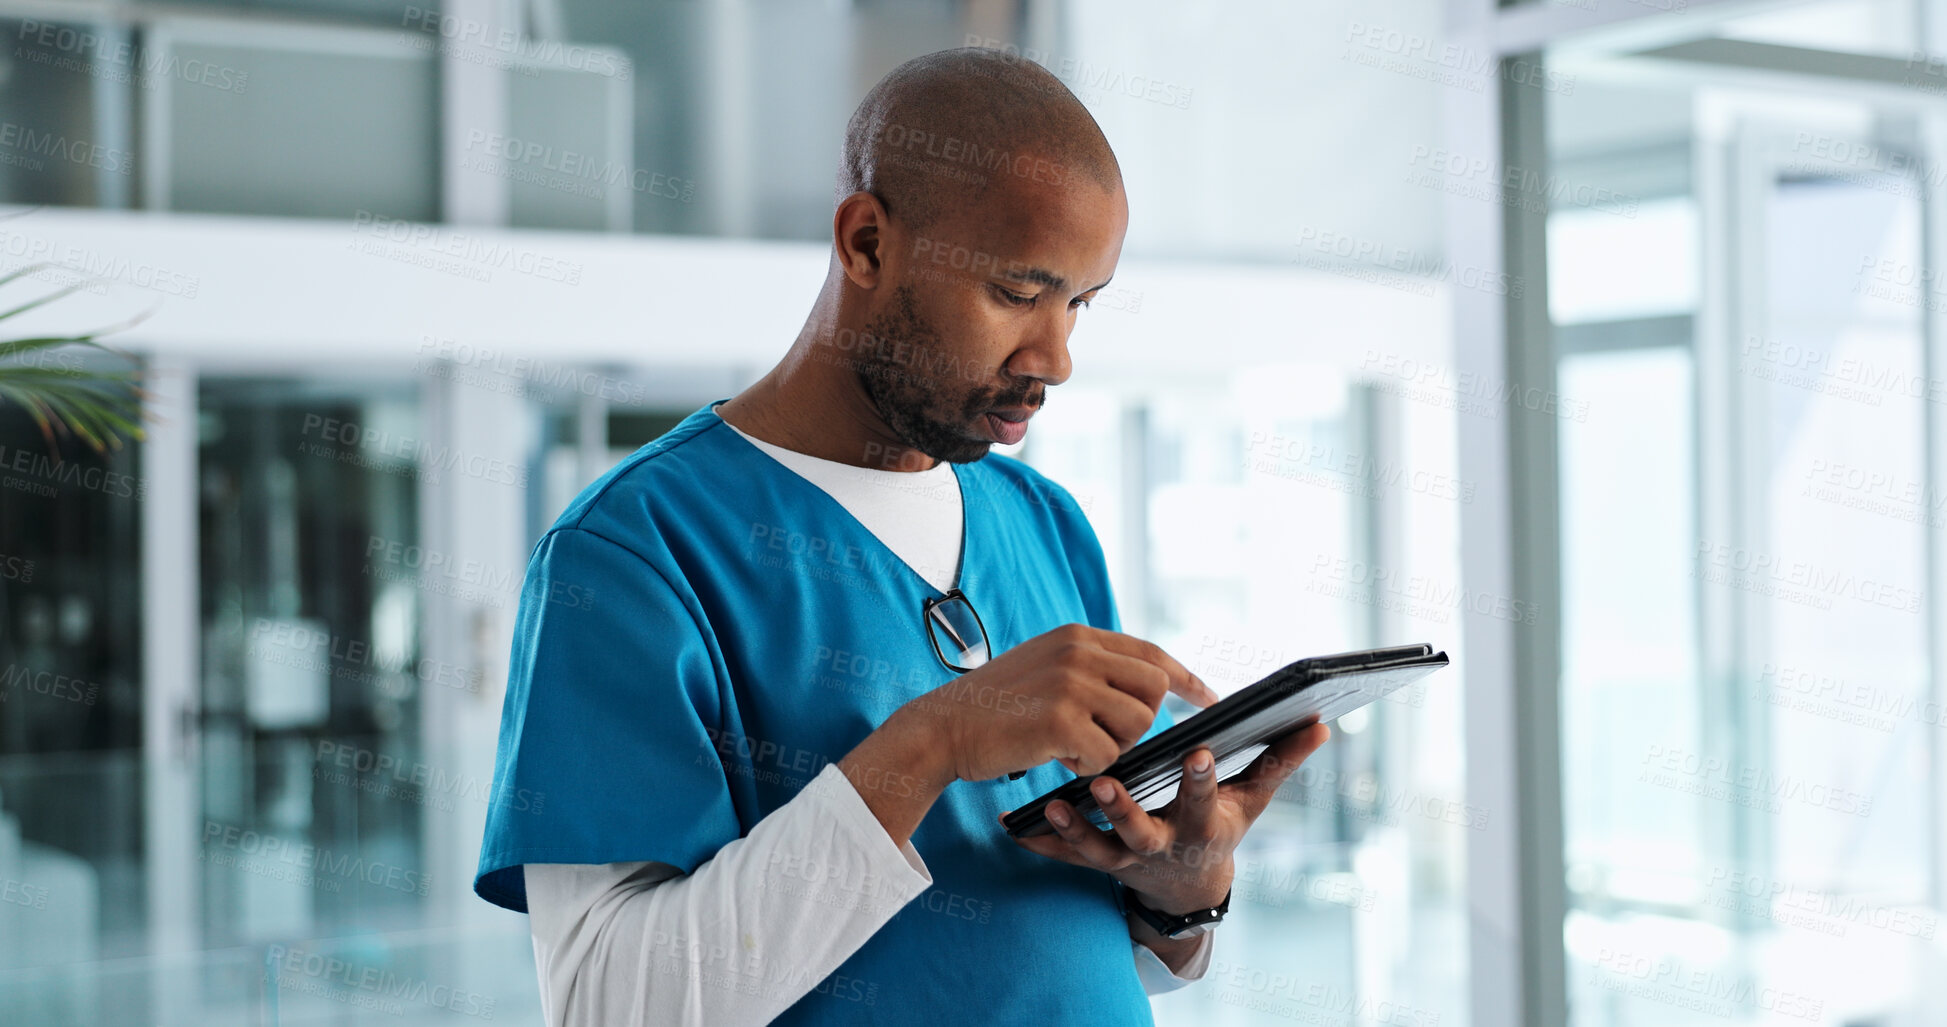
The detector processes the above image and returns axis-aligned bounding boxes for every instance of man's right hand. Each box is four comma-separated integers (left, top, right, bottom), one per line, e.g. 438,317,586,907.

903,623,1220,783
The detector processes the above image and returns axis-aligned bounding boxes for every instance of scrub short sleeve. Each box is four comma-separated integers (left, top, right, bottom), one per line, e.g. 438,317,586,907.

474,526,740,913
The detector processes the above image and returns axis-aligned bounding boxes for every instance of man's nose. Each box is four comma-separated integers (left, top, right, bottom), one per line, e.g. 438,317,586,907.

1007,315,1073,388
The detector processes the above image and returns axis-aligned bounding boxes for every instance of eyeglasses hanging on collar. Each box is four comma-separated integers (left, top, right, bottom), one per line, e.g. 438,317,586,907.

921,588,989,672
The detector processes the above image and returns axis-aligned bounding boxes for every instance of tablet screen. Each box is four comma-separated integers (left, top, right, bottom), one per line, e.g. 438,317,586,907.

1120,661,1442,816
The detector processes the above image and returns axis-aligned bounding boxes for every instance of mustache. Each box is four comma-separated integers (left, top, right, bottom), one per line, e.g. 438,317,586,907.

976,383,1044,411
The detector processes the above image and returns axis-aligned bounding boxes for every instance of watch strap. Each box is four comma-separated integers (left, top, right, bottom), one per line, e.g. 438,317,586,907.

1122,883,1231,939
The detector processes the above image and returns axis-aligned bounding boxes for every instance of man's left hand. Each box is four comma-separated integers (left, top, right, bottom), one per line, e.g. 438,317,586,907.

1002,721,1331,914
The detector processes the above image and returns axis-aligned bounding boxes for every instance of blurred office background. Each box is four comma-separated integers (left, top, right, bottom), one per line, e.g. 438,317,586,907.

0,0,1937,1023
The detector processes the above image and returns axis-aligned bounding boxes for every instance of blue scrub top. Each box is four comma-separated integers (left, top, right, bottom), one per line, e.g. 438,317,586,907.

476,400,1175,1025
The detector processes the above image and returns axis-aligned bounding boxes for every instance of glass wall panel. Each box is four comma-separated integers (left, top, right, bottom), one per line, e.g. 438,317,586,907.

1134,374,1469,1027
1542,21,1945,1026
0,377,145,1025
157,34,438,221
0,19,134,209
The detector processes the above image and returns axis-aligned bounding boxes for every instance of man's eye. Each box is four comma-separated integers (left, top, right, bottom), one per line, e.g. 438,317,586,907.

1073,295,1094,309
993,286,1034,307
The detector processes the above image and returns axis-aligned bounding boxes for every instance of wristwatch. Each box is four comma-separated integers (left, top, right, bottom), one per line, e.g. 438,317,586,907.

1121,883,1231,939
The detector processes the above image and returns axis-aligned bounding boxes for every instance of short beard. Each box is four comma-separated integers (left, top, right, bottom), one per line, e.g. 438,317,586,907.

853,283,1040,465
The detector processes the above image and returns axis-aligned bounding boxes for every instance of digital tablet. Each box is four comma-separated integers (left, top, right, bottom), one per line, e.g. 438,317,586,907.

1000,642,1450,839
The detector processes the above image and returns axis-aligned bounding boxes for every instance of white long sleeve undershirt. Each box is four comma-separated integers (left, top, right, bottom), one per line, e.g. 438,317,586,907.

524,762,1212,1026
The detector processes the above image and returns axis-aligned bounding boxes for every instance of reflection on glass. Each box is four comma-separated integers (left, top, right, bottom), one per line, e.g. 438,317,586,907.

1119,375,1468,1027
196,379,431,1013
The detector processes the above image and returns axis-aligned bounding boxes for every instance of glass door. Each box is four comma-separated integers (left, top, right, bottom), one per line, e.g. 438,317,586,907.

0,364,146,1025
1709,121,1933,1022
1544,55,1947,1024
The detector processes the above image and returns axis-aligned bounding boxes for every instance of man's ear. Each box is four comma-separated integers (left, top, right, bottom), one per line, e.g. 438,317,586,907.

833,191,887,290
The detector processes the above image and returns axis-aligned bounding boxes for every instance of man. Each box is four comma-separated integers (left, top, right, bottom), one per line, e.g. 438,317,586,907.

474,46,1331,1025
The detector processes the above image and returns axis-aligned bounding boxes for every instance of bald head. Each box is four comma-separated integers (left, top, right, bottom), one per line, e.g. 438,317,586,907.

838,47,1122,232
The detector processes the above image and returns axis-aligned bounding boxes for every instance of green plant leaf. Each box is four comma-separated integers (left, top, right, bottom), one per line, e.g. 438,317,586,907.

0,255,149,456
0,278,107,325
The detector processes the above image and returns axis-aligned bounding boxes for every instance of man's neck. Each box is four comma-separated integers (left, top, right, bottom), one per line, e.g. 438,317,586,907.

717,348,939,473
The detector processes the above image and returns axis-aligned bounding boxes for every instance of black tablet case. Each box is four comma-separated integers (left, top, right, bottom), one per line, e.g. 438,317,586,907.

1001,642,1450,838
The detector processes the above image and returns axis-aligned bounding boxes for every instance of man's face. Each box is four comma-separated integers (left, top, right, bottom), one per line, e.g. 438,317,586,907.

854,166,1128,465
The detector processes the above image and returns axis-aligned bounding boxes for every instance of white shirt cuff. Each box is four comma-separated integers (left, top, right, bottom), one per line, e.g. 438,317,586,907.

1133,929,1215,994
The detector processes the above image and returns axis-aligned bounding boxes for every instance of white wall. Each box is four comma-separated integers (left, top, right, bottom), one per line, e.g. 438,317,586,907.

0,206,1449,381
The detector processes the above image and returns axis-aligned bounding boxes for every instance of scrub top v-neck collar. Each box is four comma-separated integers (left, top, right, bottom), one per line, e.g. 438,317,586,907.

704,400,980,603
